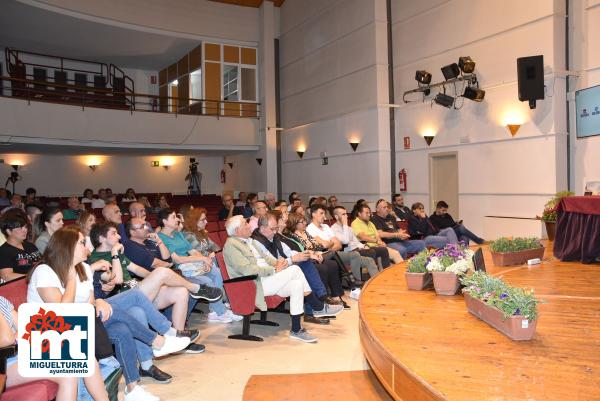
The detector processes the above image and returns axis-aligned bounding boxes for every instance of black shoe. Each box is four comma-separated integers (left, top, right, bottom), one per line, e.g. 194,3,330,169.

184,343,206,354
190,285,222,301
176,329,200,343
304,315,330,325
341,298,351,309
139,365,172,384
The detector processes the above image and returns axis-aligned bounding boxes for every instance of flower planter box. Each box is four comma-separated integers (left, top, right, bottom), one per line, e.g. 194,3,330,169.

405,272,432,290
490,247,544,267
544,220,556,241
431,271,461,295
463,293,537,340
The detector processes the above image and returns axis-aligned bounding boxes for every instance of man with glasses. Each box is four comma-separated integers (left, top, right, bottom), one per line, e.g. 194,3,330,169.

251,212,343,324
248,201,269,231
218,193,244,221
124,217,173,270
370,200,426,259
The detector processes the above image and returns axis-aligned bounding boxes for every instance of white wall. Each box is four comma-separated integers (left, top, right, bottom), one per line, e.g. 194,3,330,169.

0,154,224,196
279,0,391,204
392,0,568,238
0,97,260,148
570,0,600,193
33,0,260,44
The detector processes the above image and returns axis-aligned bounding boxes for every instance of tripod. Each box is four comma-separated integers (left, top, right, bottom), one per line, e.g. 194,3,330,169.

186,167,202,195
5,171,19,194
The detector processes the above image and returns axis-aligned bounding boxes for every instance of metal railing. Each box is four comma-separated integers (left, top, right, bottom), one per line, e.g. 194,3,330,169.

0,75,260,118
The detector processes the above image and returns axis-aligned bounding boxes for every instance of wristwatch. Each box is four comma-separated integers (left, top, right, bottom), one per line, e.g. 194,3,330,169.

111,254,120,260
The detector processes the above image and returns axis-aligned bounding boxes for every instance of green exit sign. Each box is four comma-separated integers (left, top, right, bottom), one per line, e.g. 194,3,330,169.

151,161,160,167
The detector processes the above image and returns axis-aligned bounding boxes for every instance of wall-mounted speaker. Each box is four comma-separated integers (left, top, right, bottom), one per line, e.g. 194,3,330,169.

517,55,544,109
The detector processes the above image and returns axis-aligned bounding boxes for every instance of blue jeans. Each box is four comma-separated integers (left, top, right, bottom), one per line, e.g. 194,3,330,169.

454,224,484,245
386,240,427,259
78,357,120,401
424,227,458,248
296,260,327,315
183,261,226,315
107,289,172,375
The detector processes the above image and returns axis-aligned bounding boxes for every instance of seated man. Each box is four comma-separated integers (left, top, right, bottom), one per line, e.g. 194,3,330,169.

92,188,107,209
236,191,247,208
392,193,412,221
264,193,277,210
287,192,302,211
223,215,318,343
89,222,221,335
0,194,24,215
341,205,403,266
218,193,245,221
306,205,379,283
242,193,257,218
62,196,84,220
370,200,426,259
408,202,458,249
430,201,484,245
248,200,269,231
251,212,343,324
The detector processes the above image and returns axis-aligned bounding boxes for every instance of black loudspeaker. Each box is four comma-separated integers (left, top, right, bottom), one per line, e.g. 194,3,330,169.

517,55,544,108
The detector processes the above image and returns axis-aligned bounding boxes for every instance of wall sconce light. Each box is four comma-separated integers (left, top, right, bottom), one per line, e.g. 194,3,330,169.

423,136,435,146
227,162,233,169
88,164,99,172
256,158,263,165
296,151,304,159
11,164,21,171
506,124,521,136
349,140,360,152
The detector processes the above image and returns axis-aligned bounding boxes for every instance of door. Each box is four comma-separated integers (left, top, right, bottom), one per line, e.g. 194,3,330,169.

429,152,459,217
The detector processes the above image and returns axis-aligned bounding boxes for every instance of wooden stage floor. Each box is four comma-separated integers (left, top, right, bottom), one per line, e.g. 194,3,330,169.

359,243,600,401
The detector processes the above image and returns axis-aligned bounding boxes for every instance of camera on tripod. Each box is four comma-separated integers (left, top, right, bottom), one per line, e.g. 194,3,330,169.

186,158,201,195
189,157,199,171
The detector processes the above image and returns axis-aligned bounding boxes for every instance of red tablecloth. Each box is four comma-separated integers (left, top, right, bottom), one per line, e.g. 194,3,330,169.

557,196,600,215
554,196,600,263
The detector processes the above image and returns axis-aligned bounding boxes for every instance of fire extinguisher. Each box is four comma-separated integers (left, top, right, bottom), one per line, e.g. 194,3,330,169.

398,169,407,192
220,169,226,184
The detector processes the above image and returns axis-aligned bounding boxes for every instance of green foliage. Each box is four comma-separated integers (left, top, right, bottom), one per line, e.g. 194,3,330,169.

406,249,429,273
439,255,455,268
461,271,541,321
489,237,542,253
541,190,574,222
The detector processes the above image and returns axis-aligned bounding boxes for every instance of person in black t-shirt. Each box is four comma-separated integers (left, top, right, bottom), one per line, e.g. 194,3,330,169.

392,193,412,221
430,201,484,245
370,200,426,259
0,213,41,281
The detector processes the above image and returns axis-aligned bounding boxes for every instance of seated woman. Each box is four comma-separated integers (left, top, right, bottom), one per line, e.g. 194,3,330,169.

77,210,96,252
27,226,189,401
0,212,42,282
280,212,348,308
159,209,236,324
82,188,95,205
34,207,64,253
0,295,78,401
122,188,137,203
408,202,458,249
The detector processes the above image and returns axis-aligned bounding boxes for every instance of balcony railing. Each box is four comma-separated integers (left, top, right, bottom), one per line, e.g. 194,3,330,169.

0,75,260,118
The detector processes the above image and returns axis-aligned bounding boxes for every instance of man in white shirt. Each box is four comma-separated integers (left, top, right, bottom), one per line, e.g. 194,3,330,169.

91,188,107,209
306,205,379,284
330,206,400,268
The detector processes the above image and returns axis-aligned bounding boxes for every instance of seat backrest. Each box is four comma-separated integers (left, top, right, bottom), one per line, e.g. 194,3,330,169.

208,232,223,248
215,252,231,280
206,222,219,233
218,230,228,246
0,276,28,309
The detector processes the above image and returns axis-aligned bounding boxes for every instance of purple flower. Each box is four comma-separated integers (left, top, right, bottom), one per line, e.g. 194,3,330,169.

499,293,508,299
514,308,521,315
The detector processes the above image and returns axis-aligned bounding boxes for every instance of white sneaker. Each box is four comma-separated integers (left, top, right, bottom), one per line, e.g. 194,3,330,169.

349,288,361,300
207,311,233,324
125,385,160,401
152,335,190,358
225,309,243,322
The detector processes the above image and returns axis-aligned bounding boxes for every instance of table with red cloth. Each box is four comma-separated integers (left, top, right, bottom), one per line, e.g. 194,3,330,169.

553,196,600,263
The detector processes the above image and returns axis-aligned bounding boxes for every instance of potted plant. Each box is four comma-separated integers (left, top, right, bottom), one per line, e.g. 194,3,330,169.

405,250,432,290
489,237,544,266
539,191,574,241
461,271,540,340
425,243,474,295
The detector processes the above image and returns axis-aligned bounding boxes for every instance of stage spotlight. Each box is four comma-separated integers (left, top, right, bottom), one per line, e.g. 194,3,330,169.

459,56,475,74
463,86,485,102
441,63,460,80
415,70,432,85
434,93,455,108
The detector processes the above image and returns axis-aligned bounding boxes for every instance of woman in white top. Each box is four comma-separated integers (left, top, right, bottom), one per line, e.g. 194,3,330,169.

77,211,96,253
27,226,110,401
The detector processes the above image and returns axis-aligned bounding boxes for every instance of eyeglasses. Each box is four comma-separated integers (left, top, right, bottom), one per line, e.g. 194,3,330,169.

132,224,147,230
78,239,86,246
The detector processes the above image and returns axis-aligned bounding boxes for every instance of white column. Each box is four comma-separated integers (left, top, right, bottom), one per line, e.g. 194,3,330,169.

259,1,278,194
